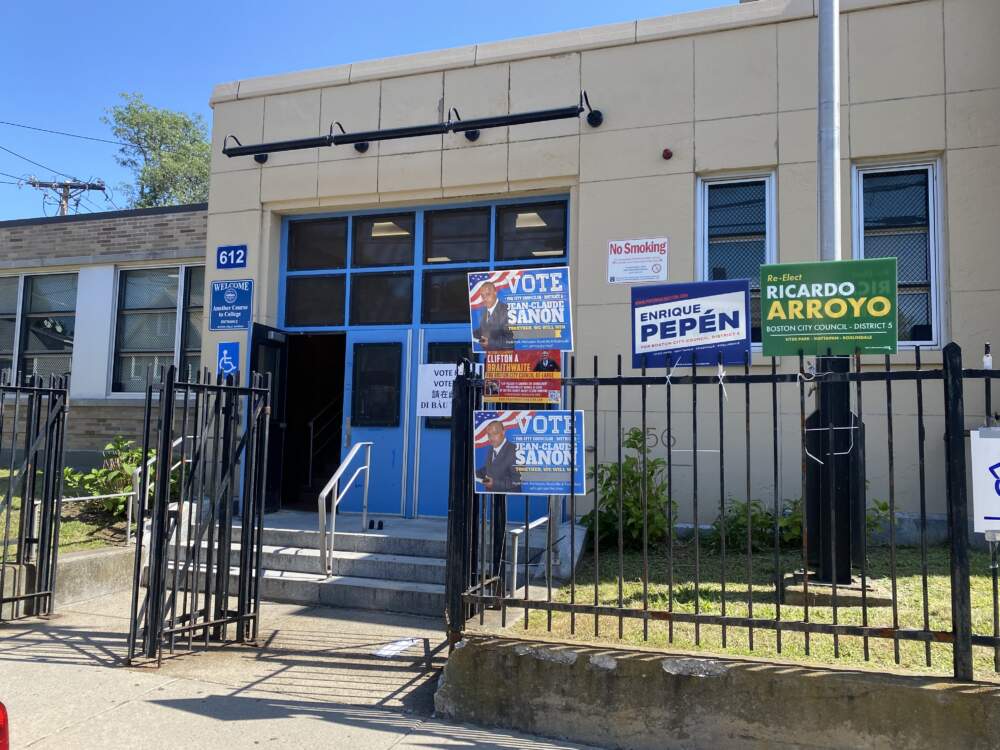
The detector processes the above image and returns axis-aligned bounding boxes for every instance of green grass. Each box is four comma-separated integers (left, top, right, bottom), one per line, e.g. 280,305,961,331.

1,469,127,556
518,541,1000,680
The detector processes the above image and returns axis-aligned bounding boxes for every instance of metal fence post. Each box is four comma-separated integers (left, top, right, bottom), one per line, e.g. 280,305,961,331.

445,362,474,647
943,342,973,680
145,366,176,659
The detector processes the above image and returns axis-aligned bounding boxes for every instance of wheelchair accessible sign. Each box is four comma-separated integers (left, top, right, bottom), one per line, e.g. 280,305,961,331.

210,279,253,331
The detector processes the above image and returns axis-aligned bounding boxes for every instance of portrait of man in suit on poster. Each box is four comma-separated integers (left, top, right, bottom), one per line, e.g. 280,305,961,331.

533,350,560,372
472,282,514,351
475,420,522,492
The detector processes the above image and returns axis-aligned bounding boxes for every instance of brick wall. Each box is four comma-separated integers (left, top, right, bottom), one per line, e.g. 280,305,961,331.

0,204,207,268
0,204,210,466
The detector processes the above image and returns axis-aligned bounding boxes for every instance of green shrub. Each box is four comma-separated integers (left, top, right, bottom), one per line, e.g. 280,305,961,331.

581,427,676,550
706,496,892,553
705,498,801,553
64,437,152,518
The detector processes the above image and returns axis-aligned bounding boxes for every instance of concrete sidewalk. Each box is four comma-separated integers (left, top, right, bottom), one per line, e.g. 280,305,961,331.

0,591,597,749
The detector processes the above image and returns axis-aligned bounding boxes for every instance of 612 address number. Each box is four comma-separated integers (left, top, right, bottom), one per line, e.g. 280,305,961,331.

216,244,248,269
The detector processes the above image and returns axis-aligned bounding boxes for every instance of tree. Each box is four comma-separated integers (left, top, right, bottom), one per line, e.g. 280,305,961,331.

103,93,210,208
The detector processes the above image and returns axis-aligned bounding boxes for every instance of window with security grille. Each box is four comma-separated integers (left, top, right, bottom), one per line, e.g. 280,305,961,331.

19,274,77,381
0,277,18,380
703,178,772,343
858,166,936,344
113,266,204,392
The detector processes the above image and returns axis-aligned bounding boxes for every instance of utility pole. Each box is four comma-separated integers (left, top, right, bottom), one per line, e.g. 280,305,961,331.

818,0,842,261
26,178,106,216
809,0,856,585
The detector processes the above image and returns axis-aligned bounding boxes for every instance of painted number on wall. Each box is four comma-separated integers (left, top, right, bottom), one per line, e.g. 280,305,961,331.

217,244,248,269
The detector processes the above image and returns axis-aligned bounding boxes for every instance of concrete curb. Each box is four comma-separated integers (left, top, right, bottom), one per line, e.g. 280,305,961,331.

435,635,1000,749
56,546,135,607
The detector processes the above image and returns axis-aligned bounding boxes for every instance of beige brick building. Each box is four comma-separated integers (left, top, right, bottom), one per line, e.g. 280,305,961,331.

3,0,997,528
0,205,206,465
198,0,999,527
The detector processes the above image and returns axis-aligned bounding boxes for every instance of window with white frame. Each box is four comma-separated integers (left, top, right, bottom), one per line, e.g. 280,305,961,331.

700,175,774,343
112,266,204,392
854,164,938,345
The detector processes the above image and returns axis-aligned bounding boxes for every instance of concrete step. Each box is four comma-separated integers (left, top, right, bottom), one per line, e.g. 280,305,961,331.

327,549,445,585
153,562,444,617
169,542,446,584
251,527,448,560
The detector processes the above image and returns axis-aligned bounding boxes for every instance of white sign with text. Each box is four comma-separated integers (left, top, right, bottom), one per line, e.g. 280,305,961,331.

417,363,458,417
607,237,669,285
971,428,1000,532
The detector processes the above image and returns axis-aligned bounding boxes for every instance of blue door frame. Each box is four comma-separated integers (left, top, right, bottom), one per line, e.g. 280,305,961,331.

341,328,412,516
412,326,468,517
277,195,570,519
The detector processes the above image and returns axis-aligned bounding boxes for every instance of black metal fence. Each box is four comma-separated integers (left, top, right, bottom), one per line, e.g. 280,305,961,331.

447,343,1000,682
127,366,271,664
0,375,69,621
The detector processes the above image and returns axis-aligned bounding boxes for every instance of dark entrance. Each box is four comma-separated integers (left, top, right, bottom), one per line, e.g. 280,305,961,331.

283,333,346,509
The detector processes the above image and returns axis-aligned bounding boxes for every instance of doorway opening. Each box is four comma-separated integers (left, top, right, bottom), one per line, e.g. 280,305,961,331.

283,333,346,510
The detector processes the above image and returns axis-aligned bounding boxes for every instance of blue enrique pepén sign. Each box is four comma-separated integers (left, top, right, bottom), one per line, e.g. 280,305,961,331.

631,279,751,368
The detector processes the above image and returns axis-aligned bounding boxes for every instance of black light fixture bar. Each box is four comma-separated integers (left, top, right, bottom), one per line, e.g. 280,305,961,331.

450,104,583,132
222,92,601,160
332,121,449,145
223,134,332,158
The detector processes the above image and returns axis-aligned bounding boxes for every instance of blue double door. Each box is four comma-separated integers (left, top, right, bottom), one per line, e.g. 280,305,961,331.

337,326,470,518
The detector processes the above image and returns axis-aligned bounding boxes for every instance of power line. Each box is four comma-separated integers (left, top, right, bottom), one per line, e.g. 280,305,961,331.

0,170,26,182
0,144,78,180
0,120,129,147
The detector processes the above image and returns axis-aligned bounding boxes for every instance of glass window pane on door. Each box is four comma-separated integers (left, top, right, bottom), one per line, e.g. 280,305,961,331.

862,168,932,342
351,343,402,427
425,341,472,429
706,180,767,342
424,208,490,263
285,275,345,327
495,202,567,261
288,218,348,271
350,272,413,325
422,268,484,324
21,274,77,381
353,214,415,267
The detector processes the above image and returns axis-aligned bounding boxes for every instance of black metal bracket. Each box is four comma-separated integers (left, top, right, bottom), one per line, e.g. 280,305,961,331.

450,108,479,142
332,122,369,153
222,90,603,160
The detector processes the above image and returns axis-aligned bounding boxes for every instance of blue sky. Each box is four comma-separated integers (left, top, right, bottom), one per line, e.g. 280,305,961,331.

0,0,733,220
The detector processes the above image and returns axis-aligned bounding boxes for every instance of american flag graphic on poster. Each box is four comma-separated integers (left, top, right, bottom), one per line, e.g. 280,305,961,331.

473,410,532,447
468,270,523,308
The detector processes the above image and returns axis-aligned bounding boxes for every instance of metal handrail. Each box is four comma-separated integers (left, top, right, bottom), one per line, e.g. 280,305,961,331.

317,441,373,575
508,516,552,594
125,436,188,546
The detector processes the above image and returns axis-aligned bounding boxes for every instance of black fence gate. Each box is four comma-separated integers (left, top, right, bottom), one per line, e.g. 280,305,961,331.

446,343,1000,682
0,375,69,622
127,366,271,664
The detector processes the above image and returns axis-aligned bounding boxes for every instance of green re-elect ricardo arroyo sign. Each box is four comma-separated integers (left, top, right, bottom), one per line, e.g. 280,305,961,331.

760,258,898,356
